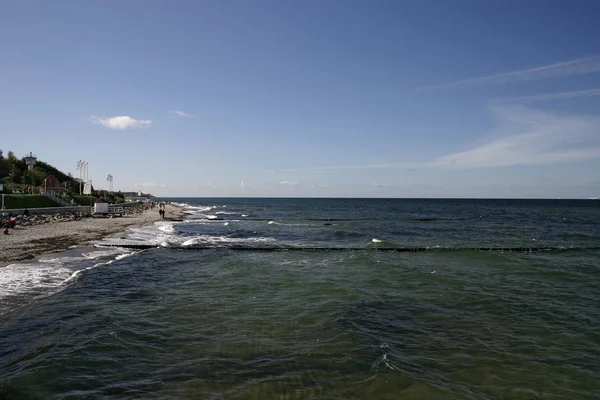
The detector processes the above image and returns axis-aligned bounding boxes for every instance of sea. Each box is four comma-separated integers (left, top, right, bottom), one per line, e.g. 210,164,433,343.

1,198,599,399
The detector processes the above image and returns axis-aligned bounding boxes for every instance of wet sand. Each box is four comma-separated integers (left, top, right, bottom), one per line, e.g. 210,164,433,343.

0,205,184,266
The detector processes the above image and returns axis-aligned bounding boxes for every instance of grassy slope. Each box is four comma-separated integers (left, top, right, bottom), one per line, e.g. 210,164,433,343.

2,195,60,209
70,195,98,206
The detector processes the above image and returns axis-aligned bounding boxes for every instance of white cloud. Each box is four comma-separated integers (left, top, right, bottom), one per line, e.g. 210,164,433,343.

91,115,152,129
418,55,600,92
171,110,192,117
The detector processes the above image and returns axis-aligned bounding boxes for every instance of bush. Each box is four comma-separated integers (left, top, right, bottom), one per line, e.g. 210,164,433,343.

70,195,98,206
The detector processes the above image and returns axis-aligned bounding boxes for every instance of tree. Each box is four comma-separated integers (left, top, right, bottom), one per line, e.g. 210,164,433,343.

0,149,8,178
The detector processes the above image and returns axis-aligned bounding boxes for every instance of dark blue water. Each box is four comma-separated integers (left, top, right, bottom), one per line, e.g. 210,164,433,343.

1,198,599,399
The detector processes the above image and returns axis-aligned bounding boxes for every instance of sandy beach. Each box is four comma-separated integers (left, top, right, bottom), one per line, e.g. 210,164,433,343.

0,204,184,266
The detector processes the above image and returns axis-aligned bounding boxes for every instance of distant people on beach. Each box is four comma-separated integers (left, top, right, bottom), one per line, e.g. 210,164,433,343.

23,208,30,216
3,227,9,235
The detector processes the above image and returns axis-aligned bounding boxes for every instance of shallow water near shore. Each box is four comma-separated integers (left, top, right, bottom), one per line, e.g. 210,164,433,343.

1,198,599,399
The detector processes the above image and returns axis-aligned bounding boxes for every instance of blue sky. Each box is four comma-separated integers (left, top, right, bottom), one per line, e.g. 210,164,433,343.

2,0,600,198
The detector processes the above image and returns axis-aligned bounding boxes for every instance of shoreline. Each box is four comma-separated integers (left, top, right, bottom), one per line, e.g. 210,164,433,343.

0,204,185,268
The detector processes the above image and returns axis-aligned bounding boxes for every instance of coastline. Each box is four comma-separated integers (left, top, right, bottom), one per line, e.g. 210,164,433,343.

0,204,185,267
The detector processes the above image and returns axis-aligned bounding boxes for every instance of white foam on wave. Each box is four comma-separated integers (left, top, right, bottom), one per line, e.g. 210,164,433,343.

82,248,130,260
179,204,217,219
372,238,383,243
0,248,139,316
0,262,73,298
181,237,203,247
180,234,278,247
266,220,309,227
184,205,214,212
38,255,84,264
115,252,136,261
100,220,180,247
158,222,176,234
59,250,138,288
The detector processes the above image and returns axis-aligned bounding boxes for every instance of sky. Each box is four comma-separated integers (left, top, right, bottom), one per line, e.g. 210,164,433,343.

1,0,600,198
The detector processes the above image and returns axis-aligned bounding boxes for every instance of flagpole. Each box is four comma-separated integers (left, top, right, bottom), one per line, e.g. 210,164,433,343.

77,160,82,195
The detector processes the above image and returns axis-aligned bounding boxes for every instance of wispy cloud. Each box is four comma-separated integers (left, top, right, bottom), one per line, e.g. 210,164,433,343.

277,106,600,172
135,182,167,188
171,110,192,117
91,115,152,129
505,88,600,103
280,181,300,187
276,161,417,173
418,55,600,92
434,106,600,167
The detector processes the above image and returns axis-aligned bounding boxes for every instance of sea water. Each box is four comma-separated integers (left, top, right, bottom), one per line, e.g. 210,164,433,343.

1,198,599,399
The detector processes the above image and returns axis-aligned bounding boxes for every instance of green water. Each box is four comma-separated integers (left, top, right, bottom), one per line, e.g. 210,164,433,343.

1,198,599,399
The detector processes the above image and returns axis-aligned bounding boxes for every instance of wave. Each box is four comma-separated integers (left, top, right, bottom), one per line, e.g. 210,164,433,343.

95,243,594,253
180,235,278,248
0,247,137,317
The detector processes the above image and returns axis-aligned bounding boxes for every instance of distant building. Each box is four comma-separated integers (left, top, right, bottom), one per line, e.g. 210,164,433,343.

121,191,154,202
94,198,109,214
42,175,63,195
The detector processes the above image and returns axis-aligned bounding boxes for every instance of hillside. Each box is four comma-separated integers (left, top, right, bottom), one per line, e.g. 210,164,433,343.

0,149,126,205
0,150,79,193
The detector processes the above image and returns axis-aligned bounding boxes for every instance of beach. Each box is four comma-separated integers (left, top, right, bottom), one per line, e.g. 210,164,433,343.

0,204,184,266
